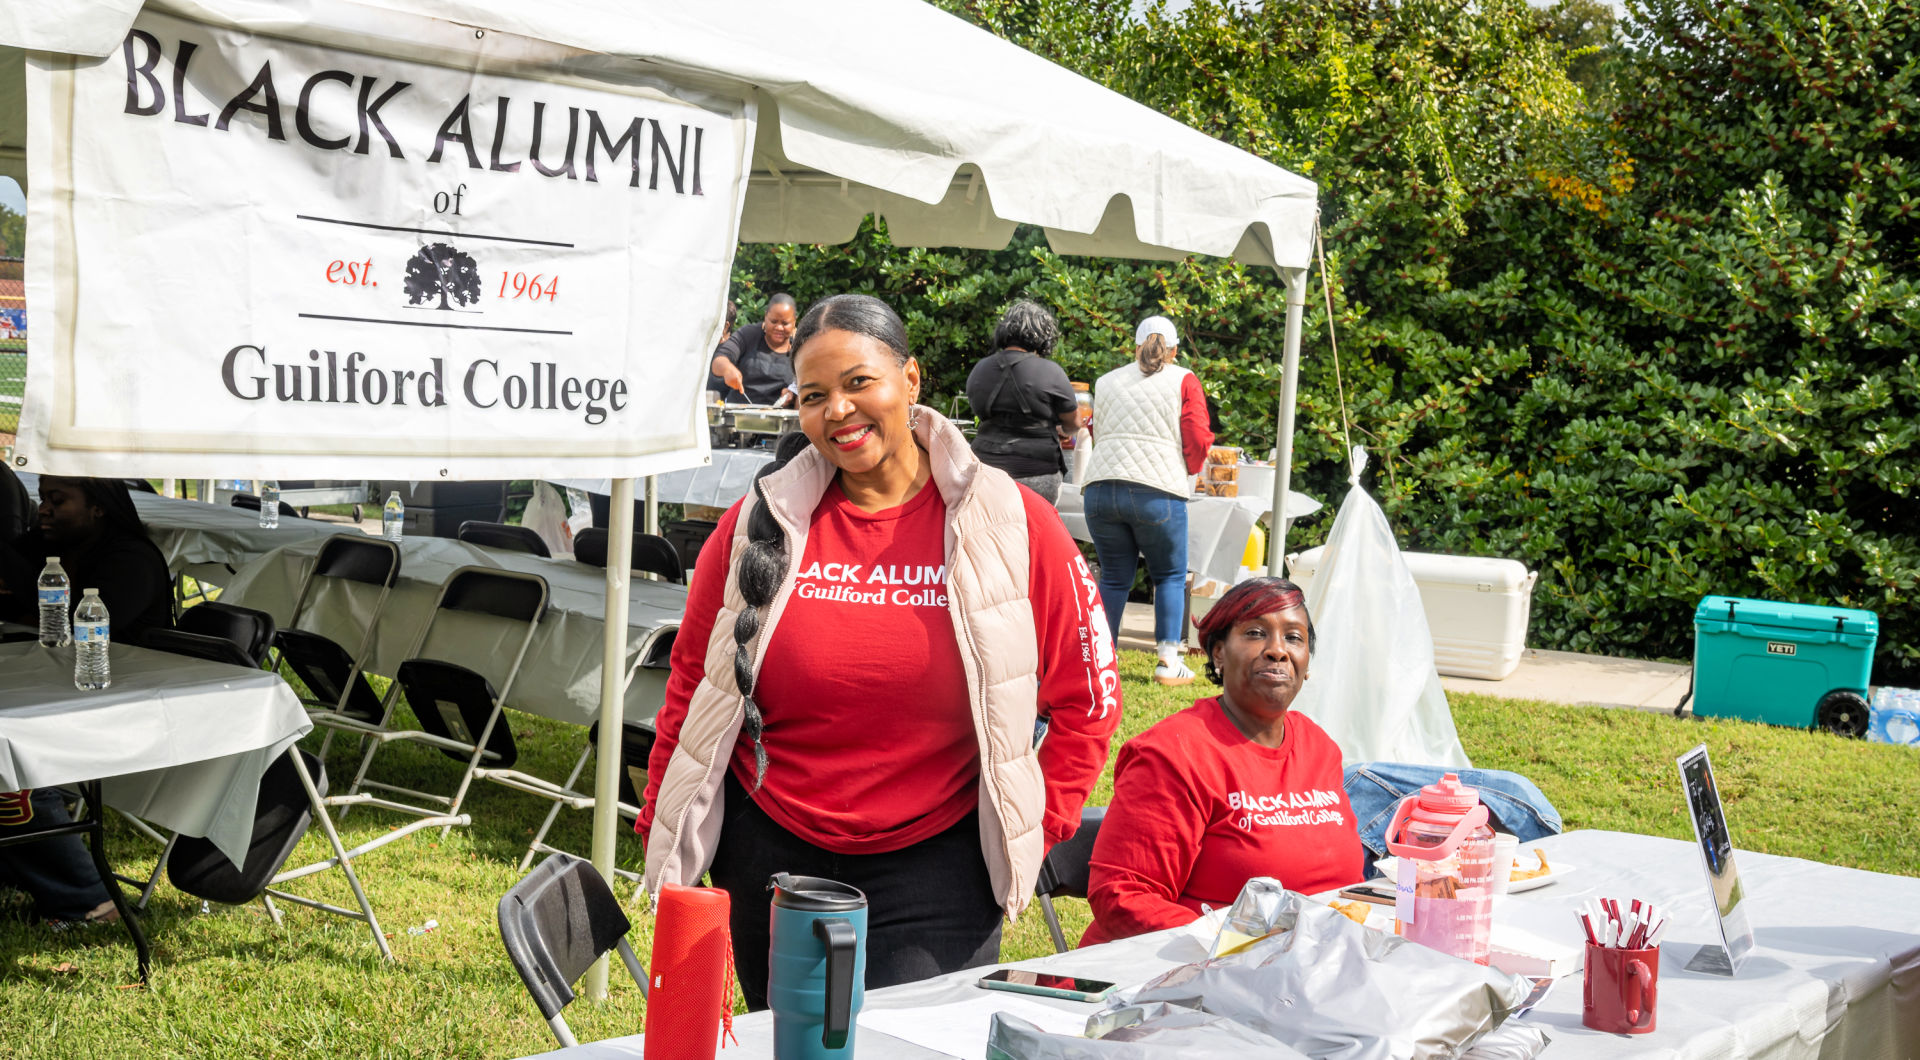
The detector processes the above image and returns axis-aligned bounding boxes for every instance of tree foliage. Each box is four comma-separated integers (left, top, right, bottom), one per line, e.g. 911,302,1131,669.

730,0,1920,685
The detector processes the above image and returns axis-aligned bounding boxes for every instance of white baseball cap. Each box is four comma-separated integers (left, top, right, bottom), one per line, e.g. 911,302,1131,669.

1135,315,1179,348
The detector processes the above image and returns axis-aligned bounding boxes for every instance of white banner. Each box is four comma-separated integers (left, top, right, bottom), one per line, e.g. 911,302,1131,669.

17,9,754,479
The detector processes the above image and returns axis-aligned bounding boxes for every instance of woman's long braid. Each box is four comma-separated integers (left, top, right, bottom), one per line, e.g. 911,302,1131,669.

729,431,812,789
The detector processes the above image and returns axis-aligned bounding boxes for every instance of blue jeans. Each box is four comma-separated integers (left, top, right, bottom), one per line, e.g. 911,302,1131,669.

0,789,110,920
1082,480,1188,646
1342,763,1563,878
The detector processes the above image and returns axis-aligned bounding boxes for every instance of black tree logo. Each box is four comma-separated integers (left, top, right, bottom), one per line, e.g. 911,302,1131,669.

402,242,482,310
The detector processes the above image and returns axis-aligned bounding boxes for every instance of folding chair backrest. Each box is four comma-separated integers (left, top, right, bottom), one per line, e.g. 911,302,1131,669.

441,567,549,623
572,529,684,584
169,750,326,904
632,534,685,583
311,534,403,587
177,601,277,666
230,493,301,519
1035,806,1106,900
570,527,609,568
140,628,261,669
458,521,551,558
498,853,634,1026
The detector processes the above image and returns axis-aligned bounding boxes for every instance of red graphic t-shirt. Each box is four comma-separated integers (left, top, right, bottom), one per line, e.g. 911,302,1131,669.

743,478,976,851
1082,698,1364,946
638,476,1121,858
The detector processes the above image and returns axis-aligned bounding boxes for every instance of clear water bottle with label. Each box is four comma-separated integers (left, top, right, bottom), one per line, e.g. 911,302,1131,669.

260,480,281,529
73,589,110,690
383,490,405,543
37,557,71,647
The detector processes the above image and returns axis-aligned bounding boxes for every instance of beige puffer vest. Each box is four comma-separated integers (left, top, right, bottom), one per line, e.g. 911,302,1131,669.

1082,362,1193,498
643,408,1048,917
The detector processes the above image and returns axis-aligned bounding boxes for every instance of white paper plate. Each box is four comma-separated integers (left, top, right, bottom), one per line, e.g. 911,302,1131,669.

1372,851,1573,893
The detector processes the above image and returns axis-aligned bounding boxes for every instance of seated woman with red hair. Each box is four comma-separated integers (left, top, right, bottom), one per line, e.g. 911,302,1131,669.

1081,577,1365,946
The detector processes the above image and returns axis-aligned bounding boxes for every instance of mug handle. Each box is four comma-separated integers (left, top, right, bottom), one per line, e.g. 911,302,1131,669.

1627,958,1654,1029
814,917,857,1049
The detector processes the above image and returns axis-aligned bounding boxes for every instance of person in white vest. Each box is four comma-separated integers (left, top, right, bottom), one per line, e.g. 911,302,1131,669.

1080,316,1214,685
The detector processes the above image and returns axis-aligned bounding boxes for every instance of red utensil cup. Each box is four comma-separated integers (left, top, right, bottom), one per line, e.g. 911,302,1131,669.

1583,942,1659,1034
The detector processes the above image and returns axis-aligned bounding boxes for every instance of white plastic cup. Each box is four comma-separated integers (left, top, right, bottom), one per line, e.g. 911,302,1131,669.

1490,833,1520,899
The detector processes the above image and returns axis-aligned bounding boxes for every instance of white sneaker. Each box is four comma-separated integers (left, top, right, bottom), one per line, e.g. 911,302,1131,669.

1153,643,1195,687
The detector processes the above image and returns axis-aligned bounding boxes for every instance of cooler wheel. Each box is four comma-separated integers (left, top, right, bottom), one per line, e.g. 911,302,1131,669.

1814,689,1870,739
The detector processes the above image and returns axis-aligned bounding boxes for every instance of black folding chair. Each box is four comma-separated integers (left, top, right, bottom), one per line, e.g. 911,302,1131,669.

498,853,647,1048
167,748,464,960
343,567,548,822
230,493,301,520
176,601,277,666
572,528,685,583
1035,806,1106,953
478,626,672,901
271,535,402,750
458,520,551,558
138,628,258,669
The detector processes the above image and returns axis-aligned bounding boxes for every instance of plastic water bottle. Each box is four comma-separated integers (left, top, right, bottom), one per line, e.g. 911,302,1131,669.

259,481,281,529
37,557,70,647
383,490,405,543
73,589,110,690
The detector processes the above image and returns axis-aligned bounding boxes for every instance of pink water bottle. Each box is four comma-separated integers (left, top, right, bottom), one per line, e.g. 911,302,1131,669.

1384,773,1496,964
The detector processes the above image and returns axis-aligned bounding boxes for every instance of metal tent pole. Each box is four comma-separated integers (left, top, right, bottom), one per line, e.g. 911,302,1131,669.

644,475,659,536
1268,268,1308,576
586,477,636,1000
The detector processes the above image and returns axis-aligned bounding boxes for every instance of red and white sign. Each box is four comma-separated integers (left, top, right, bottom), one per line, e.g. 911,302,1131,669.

18,10,753,478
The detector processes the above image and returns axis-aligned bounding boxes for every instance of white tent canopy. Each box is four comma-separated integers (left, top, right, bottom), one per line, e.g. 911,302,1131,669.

0,0,1319,993
0,0,1317,268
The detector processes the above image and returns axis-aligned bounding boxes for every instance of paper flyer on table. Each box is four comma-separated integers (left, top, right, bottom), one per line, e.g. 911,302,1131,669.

858,994,1092,1059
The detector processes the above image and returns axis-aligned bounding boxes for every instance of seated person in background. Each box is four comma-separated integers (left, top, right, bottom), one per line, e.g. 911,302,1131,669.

709,293,799,405
0,477,172,641
0,789,116,926
0,464,29,540
1081,577,1363,946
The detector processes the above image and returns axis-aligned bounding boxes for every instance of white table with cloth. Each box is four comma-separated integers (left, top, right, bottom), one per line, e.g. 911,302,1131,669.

0,639,312,868
15,471,349,580
515,829,1920,1060
554,447,778,509
218,536,686,726
564,453,1323,587
1055,482,1322,587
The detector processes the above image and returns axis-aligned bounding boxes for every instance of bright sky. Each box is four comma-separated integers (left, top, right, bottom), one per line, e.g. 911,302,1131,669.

0,177,21,215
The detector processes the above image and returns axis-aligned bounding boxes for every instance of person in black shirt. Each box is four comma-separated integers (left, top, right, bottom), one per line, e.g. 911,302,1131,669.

965,300,1079,503
0,476,172,641
711,293,800,405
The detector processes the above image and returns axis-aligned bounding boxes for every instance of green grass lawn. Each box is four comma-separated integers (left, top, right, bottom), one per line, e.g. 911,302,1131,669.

1,650,1914,1058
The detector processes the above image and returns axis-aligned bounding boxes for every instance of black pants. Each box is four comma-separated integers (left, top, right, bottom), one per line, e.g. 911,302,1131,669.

707,772,1003,1011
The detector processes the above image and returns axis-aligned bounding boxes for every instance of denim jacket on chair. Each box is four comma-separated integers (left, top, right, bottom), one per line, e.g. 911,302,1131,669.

1343,762,1564,878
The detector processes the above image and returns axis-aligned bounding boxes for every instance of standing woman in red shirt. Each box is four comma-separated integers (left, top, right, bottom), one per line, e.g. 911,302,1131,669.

1081,577,1364,946
640,294,1123,1007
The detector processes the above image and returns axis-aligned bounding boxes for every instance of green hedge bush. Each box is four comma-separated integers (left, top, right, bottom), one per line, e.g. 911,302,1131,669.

730,0,1920,687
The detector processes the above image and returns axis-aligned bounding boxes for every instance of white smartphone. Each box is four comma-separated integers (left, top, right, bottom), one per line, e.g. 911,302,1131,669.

978,968,1118,1003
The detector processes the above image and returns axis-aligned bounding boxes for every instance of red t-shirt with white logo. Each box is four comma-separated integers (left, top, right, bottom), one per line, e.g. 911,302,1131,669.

1081,698,1363,946
638,477,1121,858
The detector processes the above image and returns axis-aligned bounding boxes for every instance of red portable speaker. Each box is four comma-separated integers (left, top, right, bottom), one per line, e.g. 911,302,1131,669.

645,884,736,1057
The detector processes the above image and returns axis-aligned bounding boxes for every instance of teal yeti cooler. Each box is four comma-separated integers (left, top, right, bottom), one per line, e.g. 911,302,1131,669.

1692,596,1878,735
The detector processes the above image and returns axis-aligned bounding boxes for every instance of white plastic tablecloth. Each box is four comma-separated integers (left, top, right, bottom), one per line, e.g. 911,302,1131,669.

16,471,348,578
1055,483,1321,586
0,641,311,867
219,535,685,727
553,448,777,509
515,829,1920,1060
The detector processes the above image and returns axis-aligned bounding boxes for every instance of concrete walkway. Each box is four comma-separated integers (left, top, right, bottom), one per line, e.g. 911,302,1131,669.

1113,602,1691,713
